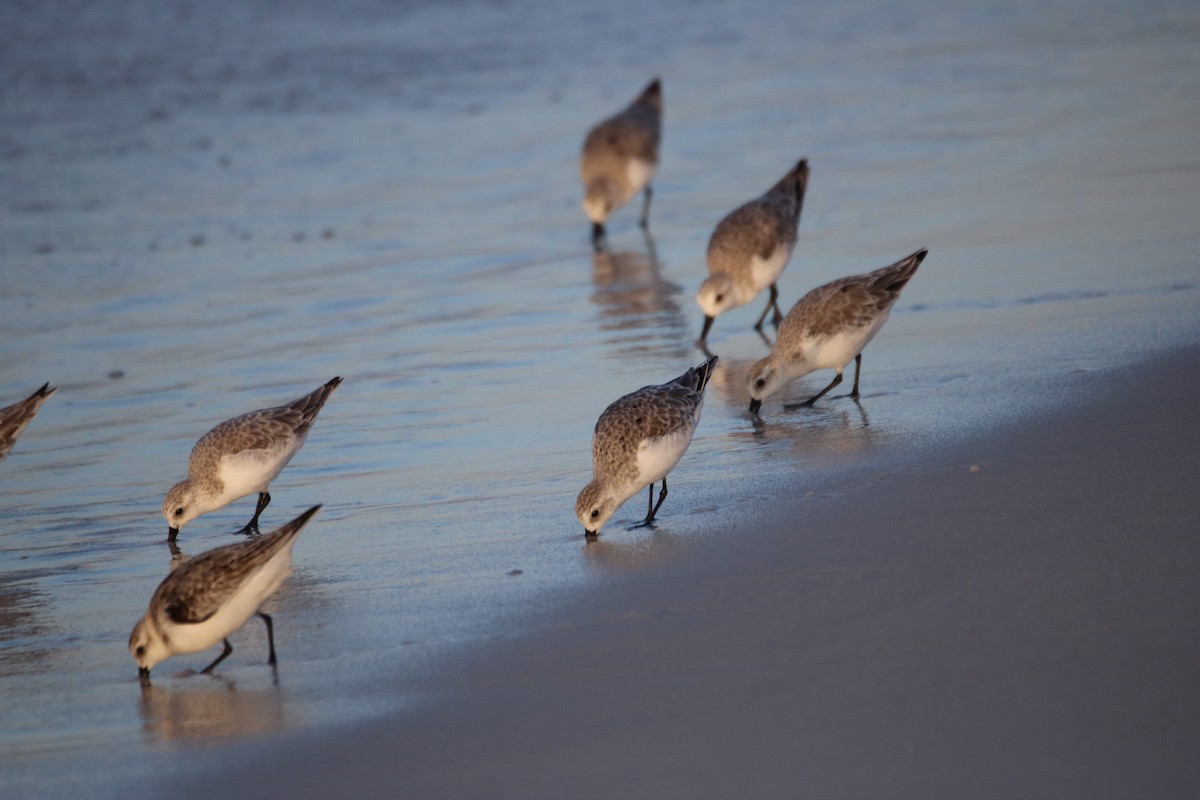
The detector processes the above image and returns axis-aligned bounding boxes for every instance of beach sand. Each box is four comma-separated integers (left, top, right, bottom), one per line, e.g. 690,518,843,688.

177,345,1200,798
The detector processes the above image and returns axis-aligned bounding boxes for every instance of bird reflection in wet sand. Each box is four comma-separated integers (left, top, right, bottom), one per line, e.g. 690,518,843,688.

728,396,885,473
0,382,56,462
582,529,689,573
138,677,287,745
698,355,875,449
747,397,872,441
130,505,320,683
0,584,52,677
591,238,688,355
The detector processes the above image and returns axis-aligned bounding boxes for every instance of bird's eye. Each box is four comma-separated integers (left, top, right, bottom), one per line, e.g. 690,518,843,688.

174,508,184,517
590,509,600,519
135,645,145,656
755,378,766,388
715,294,724,303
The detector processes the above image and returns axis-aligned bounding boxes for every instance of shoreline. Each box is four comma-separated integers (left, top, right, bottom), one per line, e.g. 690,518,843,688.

174,343,1200,799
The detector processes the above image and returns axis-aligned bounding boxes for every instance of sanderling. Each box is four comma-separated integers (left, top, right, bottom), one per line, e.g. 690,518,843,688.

576,355,717,537
580,78,662,248
163,377,341,540
697,159,810,343
130,505,320,680
0,382,57,461
747,248,926,414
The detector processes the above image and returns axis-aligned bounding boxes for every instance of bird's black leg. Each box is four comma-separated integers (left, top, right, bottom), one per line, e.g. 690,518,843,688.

639,185,653,229
850,353,863,398
592,222,606,251
201,639,234,674
753,286,774,332
632,480,666,529
647,477,669,522
754,284,784,331
257,612,277,665
785,372,843,410
241,491,271,534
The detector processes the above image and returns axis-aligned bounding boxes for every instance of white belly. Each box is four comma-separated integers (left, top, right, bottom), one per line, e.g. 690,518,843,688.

634,424,696,489
749,244,792,295
217,441,301,501
807,312,891,371
626,158,656,196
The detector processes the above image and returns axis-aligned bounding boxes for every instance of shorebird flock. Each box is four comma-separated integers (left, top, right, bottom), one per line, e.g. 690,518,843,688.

576,78,925,536
3,77,925,681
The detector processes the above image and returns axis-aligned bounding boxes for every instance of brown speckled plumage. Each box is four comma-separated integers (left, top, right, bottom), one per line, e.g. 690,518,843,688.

131,506,320,676
580,79,663,240
581,79,662,187
775,250,923,347
746,249,926,413
576,356,717,534
582,102,660,172
707,160,809,270
591,364,713,485
0,382,56,461
163,377,341,535
155,507,316,626
185,377,342,489
697,160,810,340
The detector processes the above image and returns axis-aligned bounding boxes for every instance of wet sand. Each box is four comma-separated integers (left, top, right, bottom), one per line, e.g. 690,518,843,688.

178,345,1200,798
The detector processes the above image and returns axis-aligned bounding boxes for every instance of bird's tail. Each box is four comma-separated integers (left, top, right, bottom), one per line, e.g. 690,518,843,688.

635,77,662,110
297,376,343,427
768,158,810,222
679,355,719,394
869,248,928,295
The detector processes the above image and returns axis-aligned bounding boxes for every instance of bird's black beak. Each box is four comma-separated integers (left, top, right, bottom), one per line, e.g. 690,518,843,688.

167,527,179,541
138,666,151,685
700,315,714,343
749,398,762,415
591,222,606,248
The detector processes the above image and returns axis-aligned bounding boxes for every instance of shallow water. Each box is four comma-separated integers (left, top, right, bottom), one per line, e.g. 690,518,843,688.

1,0,1198,795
